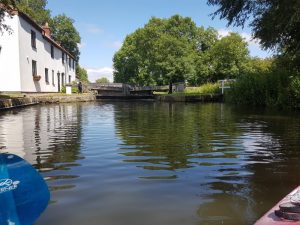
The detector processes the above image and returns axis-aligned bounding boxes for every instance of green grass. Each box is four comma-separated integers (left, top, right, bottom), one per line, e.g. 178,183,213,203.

184,83,220,95
226,71,300,108
154,82,220,96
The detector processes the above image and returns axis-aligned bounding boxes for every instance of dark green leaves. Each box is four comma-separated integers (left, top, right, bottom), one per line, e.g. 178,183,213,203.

113,15,249,85
50,14,81,61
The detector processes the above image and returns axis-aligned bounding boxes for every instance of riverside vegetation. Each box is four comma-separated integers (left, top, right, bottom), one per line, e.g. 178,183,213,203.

113,0,300,109
1,1,299,108
208,0,300,109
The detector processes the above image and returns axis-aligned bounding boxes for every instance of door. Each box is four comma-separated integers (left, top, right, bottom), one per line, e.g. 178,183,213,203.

61,73,65,86
57,73,60,92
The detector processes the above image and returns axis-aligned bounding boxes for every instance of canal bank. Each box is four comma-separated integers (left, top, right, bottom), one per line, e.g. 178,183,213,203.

0,93,223,110
0,94,96,110
155,94,223,102
0,97,39,110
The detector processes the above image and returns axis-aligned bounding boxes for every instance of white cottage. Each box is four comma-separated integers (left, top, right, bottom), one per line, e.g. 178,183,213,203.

0,10,76,93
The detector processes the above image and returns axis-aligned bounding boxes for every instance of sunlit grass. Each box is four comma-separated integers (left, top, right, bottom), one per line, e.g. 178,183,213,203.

184,83,220,95
154,82,220,96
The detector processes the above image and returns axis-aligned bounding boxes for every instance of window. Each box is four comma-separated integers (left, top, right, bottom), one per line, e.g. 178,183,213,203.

62,52,65,64
69,57,72,68
31,30,36,49
51,45,54,59
32,60,37,76
52,70,55,85
73,60,75,70
45,68,49,83
69,75,71,84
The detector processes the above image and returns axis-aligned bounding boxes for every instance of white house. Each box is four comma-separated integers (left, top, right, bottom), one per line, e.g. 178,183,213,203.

0,10,76,93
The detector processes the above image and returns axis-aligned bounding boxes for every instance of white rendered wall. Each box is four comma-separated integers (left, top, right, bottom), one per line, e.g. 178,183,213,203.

18,16,76,93
0,14,21,92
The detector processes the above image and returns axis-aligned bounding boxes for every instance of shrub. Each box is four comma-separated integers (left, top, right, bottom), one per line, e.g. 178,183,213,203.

60,85,66,93
185,82,220,95
289,76,300,108
226,70,299,108
72,86,78,93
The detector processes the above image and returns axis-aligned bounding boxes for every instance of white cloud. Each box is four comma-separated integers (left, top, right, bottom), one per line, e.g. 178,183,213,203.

77,42,86,49
87,67,114,82
218,28,231,38
85,24,103,34
217,29,260,47
111,41,123,50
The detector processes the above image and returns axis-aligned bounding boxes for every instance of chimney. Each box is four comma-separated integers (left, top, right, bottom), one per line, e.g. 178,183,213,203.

42,22,51,37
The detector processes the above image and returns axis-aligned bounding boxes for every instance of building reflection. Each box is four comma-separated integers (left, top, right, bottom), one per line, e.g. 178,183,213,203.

0,104,83,192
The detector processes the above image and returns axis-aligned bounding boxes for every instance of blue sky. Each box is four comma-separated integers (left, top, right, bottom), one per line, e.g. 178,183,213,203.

48,0,272,82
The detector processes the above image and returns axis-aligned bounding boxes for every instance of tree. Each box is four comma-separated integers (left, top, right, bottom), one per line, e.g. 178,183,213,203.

209,33,249,80
113,15,218,91
76,64,88,82
207,0,300,62
0,0,17,33
14,1,81,61
16,0,51,25
50,14,81,61
244,57,273,74
96,77,110,84
113,15,252,88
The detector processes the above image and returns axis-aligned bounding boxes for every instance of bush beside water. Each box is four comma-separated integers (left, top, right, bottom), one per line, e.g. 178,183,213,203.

227,71,300,108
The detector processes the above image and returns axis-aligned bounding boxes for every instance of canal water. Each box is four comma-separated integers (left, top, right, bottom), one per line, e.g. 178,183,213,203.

0,102,300,225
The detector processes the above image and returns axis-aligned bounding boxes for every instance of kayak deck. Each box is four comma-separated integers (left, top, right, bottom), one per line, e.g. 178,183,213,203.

255,186,300,225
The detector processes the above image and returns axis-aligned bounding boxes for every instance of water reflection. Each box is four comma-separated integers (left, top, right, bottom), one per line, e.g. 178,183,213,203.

113,102,300,224
0,102,299,225
114,103,242,177
0,104,82,194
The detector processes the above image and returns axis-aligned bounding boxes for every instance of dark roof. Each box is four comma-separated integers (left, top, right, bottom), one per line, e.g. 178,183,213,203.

17,11,76,60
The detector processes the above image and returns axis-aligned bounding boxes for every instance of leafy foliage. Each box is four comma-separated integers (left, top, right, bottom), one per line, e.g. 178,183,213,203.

209,33,249,80
76,64,88,82
96,77,110,84
13,0,81,61
114,15,200,86
226,70,300,108
50,14,81,61
0,0,17,33
16,0,51,26
207,0,300,69
114,15,249,86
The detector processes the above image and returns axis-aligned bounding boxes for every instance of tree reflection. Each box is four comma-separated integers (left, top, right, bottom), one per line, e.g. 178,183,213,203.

114,102,241,172
114,102,300,224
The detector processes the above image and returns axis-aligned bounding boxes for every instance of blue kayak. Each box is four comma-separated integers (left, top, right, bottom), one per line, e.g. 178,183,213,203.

0,153,50,225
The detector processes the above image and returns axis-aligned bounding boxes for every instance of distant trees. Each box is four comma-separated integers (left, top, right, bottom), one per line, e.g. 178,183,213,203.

0,0,17,33
96,77,110,84
207,0,300,108
76,65,88,82
207,0,300,70
209,33,249,81
50,14,81,61
16,0,51,26
15,0,81,62
113,15,250,87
